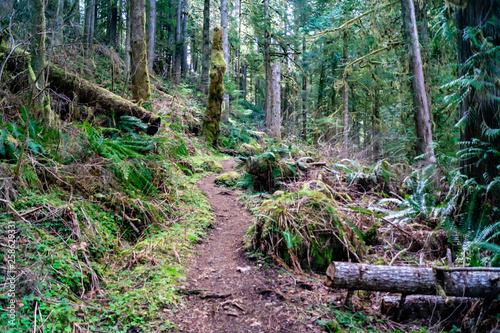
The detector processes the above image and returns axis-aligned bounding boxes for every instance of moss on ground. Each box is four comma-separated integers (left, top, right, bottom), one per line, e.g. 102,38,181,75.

215,172,240,187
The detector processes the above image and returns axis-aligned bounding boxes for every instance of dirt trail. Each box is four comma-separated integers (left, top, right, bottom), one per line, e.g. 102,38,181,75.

173,160,328,333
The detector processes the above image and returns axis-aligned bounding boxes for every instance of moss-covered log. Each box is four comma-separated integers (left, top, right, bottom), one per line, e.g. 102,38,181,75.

202,27,226,146
0,40,160,134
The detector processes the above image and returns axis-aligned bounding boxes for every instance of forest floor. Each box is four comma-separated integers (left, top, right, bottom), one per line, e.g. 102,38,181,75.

171,160,338,333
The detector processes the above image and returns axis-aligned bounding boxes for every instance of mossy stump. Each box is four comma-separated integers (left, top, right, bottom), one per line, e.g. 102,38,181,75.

202,27,227,147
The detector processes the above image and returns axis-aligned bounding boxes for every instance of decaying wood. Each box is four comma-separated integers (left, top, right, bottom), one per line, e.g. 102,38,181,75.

381,295,473,321
324,261,500,298
0,40,161,134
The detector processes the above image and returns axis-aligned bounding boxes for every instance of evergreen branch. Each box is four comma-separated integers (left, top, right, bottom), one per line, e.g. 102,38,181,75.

313,1,399,39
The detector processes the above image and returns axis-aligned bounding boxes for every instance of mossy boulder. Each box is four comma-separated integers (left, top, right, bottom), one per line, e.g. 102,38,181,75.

202,160,223,173
214,172,240,187
239,142,261,157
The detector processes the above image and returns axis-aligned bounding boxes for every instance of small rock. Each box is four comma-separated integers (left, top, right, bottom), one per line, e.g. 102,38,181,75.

236,266,251,273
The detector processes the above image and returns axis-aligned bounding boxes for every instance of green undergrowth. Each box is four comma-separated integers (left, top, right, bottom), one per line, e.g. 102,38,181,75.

0,112,222,332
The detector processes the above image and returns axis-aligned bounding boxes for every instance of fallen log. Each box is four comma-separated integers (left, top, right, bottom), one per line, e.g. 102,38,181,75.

324,261,500,298
381,295,473,322
0,40,161,135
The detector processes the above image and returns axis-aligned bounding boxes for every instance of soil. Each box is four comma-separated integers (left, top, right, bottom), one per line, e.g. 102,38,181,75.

173,160,335,332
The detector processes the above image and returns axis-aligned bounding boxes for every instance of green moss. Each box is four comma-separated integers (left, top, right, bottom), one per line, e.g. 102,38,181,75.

215,172,240,187
239,142,261,156
202,160,223,172
202,27,227,147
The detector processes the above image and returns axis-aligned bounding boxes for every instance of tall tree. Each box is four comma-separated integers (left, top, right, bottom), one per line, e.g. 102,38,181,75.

29,0,55,126
454,0,500,182
180,0,188,76
400,0,435,163
147,0,156,72
342,30,349,148
200,0,210,93
220,0,229,119
264,0,272,131
84,0,96,44
174,0,182,82
270,62,281,140
202,27,227,146
130,0,151,101
107,0,118,47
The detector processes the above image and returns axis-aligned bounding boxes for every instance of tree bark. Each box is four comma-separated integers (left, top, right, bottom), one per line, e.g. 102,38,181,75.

270,62,281,140
264,0,272,131
84,0,95,44
221,0,230,120
342,31,349,148
180,0,188,77
372,85,380,160
147,0,156,72
324,262,500,298
130,0,151,101
381,295,473,321
202,27,226,146
174,0,182,83
125,3,131,71
29,0,55,126
200,0,210,94
53,0,64,46
400,0,435,163
301,36,307,140
107,0,118,47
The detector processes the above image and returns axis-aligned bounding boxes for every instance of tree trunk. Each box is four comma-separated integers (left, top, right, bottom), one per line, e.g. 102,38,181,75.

107,0,118,47
84,0,96,44
264,0,272,131
324,262,500,298
200,0,210,94
174,0,182,83
414,0,432,112
455,0,500,183
130,0,151,101
180,0,188,77
125,3,131,71
372,86,380,160
221,0,230,120
117,0,124,50
53,0,64,46
270,62,281,140
202,27,226,146
400,0,435,163
147,0,156,72
342,31,349,148
381,295,473,322
29,0,55,126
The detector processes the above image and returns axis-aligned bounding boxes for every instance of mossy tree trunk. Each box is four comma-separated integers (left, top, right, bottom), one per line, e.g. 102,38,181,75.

200,0,210,93
29,0,55,127
221,0,230,121
202,27,226,146
130,0,151,102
